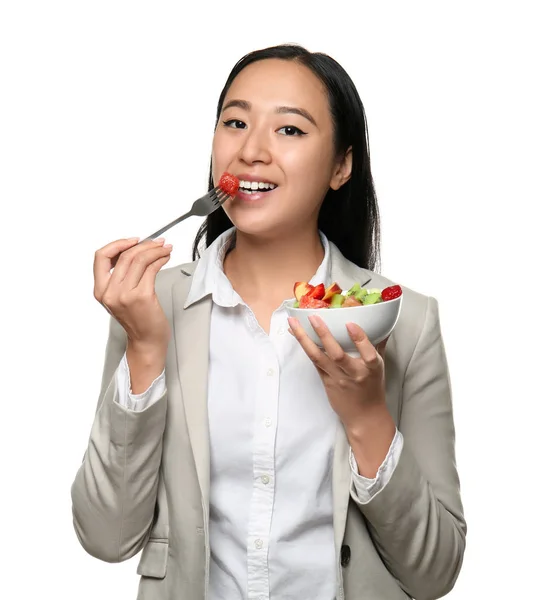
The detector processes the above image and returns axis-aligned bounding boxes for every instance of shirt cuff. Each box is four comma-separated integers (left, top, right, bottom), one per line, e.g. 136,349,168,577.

349,429,404,504
115,352,167,412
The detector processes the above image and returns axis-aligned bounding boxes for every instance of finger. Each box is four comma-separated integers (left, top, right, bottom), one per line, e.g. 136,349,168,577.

308,315,358,376
346,322,382,367
109,238,166,286
134,251,172,292
123,244,173,290
288,317,331,375
93,237,139,298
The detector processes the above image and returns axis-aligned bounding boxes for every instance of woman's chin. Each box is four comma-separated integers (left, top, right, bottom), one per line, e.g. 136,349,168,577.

225,213,284,240
224,201,278,232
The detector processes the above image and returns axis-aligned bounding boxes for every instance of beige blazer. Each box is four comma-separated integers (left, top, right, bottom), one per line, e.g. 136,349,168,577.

71,241,466,600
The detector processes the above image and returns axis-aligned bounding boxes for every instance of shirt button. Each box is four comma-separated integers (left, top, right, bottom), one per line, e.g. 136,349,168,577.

255,539,263,549
277,325,286,335
266,368,275,376
264,417,272,427
261,475,270,485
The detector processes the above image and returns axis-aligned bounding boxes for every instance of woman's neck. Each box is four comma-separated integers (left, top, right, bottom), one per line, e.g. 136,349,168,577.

223,227,325,304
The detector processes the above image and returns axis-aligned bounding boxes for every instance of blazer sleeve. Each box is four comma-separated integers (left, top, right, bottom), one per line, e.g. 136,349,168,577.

350,296,467,600
70,316,168,563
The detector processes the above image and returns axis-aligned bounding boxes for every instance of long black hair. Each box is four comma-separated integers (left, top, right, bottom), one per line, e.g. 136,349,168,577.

191,44,381,272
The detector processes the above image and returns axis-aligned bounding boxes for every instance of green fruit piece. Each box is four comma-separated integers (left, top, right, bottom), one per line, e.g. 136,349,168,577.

368,288,381,294
293,300,300,308
347,282,362,296
329,293,345,308
355,288,369,302
363,292,382,305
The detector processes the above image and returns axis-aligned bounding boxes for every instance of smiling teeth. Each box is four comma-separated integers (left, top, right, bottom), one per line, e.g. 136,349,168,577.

239,180,277,190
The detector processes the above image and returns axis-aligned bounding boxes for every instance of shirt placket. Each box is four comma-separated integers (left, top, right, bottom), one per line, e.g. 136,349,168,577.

246,310,280,600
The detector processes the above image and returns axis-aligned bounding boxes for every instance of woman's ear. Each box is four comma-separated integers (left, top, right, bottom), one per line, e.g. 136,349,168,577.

330,147,353,191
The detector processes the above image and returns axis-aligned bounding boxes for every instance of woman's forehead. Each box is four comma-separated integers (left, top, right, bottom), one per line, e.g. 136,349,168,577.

224,59,329,117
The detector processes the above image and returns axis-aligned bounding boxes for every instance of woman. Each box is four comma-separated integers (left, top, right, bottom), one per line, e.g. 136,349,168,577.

71,44,466,600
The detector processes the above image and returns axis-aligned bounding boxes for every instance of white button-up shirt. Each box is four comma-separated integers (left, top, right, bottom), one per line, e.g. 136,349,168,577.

116,227,403,599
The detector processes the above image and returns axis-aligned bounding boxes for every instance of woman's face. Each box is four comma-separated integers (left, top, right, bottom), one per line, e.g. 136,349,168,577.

212,58,351,239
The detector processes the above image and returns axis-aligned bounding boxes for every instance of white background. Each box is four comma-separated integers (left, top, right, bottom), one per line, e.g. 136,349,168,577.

1,1,545,598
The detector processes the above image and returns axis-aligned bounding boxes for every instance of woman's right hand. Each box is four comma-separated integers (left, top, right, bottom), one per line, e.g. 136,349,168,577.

93,237,173,358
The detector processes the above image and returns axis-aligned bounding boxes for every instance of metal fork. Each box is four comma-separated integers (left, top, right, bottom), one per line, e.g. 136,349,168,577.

139,186,231,242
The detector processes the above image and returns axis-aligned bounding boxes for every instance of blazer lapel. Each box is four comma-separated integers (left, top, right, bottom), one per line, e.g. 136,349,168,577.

172,273,212,507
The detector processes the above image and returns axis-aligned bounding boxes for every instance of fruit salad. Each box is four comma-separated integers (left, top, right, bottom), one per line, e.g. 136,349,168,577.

292,281,402,309
218,172,240,196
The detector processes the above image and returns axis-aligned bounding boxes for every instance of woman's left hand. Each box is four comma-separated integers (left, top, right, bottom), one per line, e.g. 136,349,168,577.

287,315,390,432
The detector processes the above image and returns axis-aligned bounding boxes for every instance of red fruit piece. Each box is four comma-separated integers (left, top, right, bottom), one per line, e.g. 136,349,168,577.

219,172,240,196
381,285,402,301
298,283,326,308
300,296,329,309
308,283,325,300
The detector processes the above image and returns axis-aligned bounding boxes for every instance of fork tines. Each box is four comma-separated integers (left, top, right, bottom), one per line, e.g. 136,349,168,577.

210,187,231,206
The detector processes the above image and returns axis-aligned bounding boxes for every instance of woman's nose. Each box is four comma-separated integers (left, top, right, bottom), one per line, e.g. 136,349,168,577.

237,127,272,165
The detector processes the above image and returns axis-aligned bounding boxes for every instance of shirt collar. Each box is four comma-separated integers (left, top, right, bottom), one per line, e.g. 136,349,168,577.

184,227,332,309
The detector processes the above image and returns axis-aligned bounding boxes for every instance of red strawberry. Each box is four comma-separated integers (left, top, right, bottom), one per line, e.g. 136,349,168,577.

300,296,329,309
308,283,325,300
219,172,240,196
381,285,402,302
299,284,326,308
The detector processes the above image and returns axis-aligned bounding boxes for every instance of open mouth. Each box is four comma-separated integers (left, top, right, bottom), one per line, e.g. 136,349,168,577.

238,179,278,194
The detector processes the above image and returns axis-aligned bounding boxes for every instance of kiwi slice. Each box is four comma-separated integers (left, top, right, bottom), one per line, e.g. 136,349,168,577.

346,282,362,296
363,292,382,305
355,288,369,302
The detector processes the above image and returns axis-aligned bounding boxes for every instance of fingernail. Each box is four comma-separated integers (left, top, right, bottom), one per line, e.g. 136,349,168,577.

164,244,173,250
288,327,295,336
288,317,299,329
127,237,139,242
154,237,166,244
308,315,321,326
346,322,360,337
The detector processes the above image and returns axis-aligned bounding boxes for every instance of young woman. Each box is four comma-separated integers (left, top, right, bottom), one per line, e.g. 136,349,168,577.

71,44,466,600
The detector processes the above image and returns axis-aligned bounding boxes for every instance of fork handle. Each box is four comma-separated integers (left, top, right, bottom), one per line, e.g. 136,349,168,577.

141,210,193,242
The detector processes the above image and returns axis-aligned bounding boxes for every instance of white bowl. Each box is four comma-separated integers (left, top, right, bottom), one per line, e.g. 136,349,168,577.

285,293,403,354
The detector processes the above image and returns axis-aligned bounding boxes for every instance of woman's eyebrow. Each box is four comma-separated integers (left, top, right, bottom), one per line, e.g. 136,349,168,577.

221,99,317,127
222,99,251,112
276,106,317,127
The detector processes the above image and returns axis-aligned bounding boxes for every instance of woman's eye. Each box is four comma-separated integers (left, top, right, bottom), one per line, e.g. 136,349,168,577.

223,119,246,129
277,126,306,136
